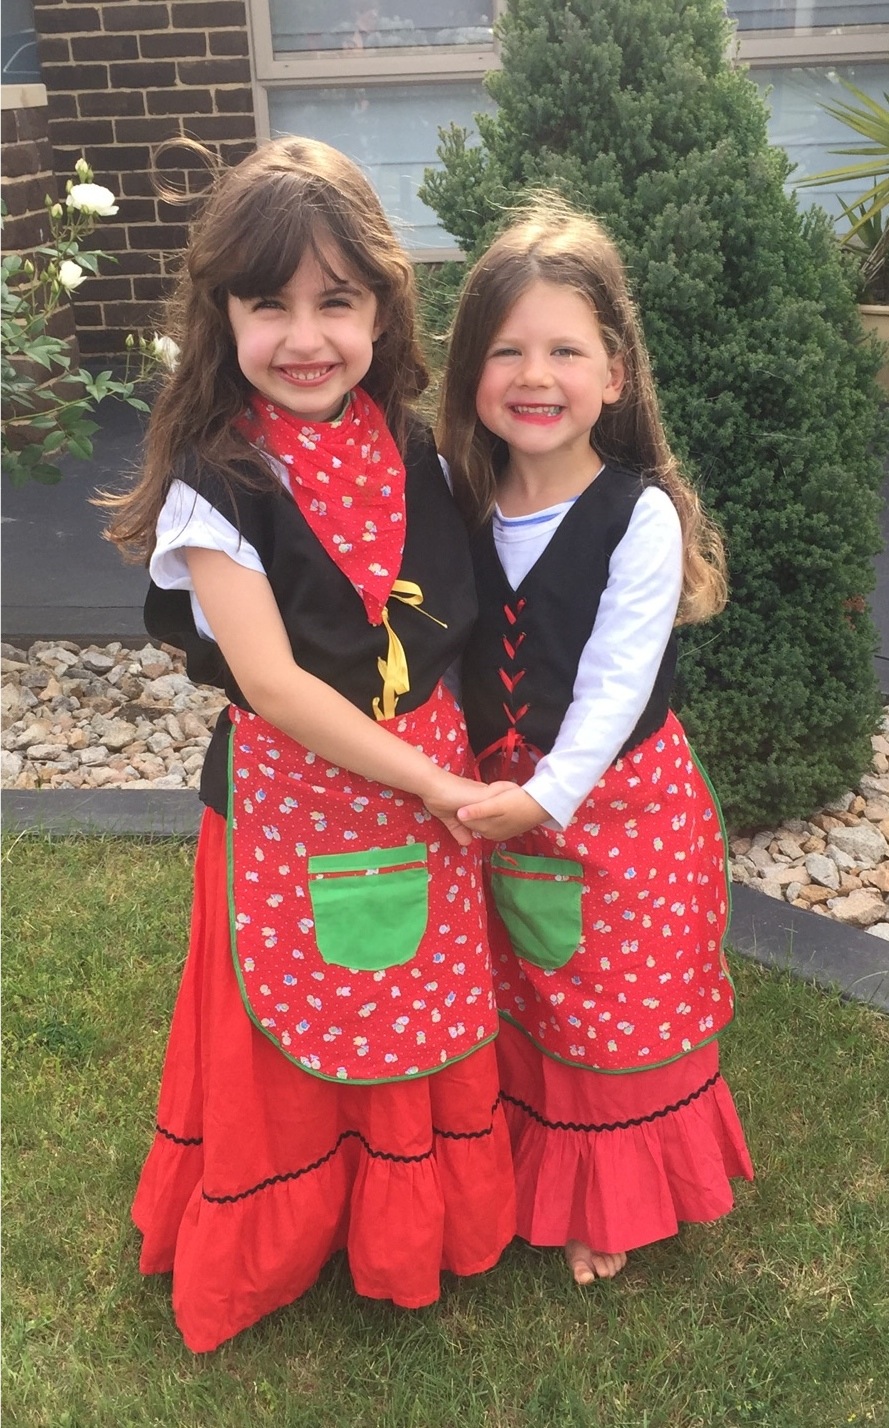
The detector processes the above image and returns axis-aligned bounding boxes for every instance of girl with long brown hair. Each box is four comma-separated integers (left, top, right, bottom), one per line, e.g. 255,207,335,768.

443,197,753,1285
103,136,515,1352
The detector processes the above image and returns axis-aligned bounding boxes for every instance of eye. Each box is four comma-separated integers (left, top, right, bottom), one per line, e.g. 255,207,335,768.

488,345,519,359
553,346,580,357
251,297,283,312
321,296,353,310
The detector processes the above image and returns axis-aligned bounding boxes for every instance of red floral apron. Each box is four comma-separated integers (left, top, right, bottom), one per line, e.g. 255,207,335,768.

481,712,734,1073
226,682,498,1083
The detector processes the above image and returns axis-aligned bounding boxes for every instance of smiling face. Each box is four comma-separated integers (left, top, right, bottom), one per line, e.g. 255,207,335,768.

475,279,625,480
226,244,382,422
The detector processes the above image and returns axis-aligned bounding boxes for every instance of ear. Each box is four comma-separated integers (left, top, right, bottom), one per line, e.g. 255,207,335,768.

602,353,626,405
372,311,385,343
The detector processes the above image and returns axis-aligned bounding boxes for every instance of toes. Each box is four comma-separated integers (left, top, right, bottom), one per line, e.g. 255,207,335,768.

565,1241,628,1284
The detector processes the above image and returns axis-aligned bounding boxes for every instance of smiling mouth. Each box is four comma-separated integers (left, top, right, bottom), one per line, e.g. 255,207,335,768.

509,404,563,417
278,365,338,384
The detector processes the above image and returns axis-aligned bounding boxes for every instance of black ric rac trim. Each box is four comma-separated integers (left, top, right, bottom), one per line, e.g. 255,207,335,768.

155,1095,502,1205
155,1124,202,1147
501,1072,721,1134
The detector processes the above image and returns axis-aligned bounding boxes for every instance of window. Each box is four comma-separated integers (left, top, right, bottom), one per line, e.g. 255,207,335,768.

248,0,502,257
730,2,889,218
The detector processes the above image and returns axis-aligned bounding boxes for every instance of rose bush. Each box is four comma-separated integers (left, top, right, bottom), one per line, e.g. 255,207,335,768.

1,159,155,486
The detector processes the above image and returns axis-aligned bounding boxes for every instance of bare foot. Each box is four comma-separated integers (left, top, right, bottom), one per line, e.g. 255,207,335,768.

565,1239,628,1285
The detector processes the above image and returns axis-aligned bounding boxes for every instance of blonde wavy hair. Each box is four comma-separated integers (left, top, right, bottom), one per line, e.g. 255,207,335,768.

437,197,727,624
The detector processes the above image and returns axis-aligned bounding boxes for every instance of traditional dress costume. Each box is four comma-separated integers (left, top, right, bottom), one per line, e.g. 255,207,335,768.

132,391,515,1352
462,464,753,1255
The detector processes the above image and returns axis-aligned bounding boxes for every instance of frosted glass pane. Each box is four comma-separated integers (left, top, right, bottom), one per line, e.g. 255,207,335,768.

749,62,889,219
728,0,884,30
268,82,496,249
269,0,493,54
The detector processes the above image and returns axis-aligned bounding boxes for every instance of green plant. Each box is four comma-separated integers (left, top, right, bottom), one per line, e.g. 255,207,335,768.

1,159,157,486
418,0,887,828
795,82,889,304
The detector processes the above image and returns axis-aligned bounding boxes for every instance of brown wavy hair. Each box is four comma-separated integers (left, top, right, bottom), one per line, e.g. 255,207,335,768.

437,196,727,624
101,136,429,561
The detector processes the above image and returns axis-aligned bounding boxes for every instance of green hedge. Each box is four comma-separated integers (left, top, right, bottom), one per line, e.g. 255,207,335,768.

419,0,887,828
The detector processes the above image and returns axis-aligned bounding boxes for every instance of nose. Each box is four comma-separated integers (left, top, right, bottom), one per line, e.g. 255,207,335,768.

281,308,325,356
516,352,552,387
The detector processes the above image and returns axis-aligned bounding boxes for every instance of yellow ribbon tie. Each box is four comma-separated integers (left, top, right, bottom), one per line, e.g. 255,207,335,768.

372,580,448,722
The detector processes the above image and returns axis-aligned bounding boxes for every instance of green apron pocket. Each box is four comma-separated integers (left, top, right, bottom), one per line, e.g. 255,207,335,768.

490,849,583,970
308,843,429,971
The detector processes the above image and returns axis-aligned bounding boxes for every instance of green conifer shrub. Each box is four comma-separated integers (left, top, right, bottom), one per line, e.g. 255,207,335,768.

419,0,887,828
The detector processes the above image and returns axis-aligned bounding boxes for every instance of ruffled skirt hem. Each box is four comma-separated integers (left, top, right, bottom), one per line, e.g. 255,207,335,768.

497,1018,753,1255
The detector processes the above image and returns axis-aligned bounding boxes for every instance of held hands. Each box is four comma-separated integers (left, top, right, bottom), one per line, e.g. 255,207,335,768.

457,782,548,840
423,773,547,845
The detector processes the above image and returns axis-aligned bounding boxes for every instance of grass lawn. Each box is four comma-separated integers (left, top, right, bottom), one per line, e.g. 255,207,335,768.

3,834,888,1428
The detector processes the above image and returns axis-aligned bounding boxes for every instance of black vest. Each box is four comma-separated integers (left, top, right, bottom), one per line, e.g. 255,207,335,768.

462,465,676,762
145,421,477,813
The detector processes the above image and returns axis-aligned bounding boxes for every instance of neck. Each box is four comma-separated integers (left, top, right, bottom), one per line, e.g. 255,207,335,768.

497,446,604,517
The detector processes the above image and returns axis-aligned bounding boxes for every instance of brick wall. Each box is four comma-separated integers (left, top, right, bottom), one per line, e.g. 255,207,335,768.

31,0,258,356
1,85,77,350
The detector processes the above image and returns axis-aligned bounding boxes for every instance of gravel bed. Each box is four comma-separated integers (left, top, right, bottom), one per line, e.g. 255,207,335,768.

2,639,887,937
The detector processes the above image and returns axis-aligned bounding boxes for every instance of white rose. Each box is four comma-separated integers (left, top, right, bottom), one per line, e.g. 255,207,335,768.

58,260,86,291
66,183,119,217
151,333,181,371
74,157,92,182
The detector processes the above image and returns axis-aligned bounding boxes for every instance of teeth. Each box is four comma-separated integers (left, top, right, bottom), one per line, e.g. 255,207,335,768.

282,367,332,382
512,405,561,415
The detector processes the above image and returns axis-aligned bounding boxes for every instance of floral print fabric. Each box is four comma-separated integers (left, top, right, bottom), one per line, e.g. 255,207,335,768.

228,683,498,1082
482,712,734,1072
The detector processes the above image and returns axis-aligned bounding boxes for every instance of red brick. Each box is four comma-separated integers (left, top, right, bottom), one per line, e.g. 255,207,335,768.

133,275,168,301
2,213,51,250
103,300,161,325
72,34,140,61
147,90,214,116
177,57,250,85
140,31,206,58
127,223,190,248
72,143,151,171
2,141,46,181
58,118,115,146
82,275,136,301
46,93,78,123
172,2,246,27
79,90,146,118
11,105,53,142
38,36,71,62
101,4,171,33
114,117,181,144
108,248,164,275
33,6,102,35
109,60,177,87
175,113,255,143
209,30,249,56
41,62,109,92
215,89,253,115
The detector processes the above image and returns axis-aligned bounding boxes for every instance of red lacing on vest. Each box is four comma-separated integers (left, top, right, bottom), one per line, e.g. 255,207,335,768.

476,596,531,765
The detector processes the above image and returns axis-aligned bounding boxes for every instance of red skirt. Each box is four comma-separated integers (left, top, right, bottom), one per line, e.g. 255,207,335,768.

497,1018,753,1254
132,809,516,1353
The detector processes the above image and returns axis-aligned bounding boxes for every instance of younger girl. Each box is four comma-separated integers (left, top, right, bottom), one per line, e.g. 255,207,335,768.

441,199,753,1285
103,136,515,1352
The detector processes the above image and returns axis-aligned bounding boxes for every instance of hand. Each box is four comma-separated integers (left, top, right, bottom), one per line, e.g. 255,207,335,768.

457,782,548,840
422,771,489,847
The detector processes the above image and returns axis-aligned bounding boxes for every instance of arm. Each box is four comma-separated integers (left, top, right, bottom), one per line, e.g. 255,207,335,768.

459,488,683,837
186,547,484,845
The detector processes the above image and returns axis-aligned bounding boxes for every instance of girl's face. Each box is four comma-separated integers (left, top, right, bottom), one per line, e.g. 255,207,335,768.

227,245,382,422
475,280,625,473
